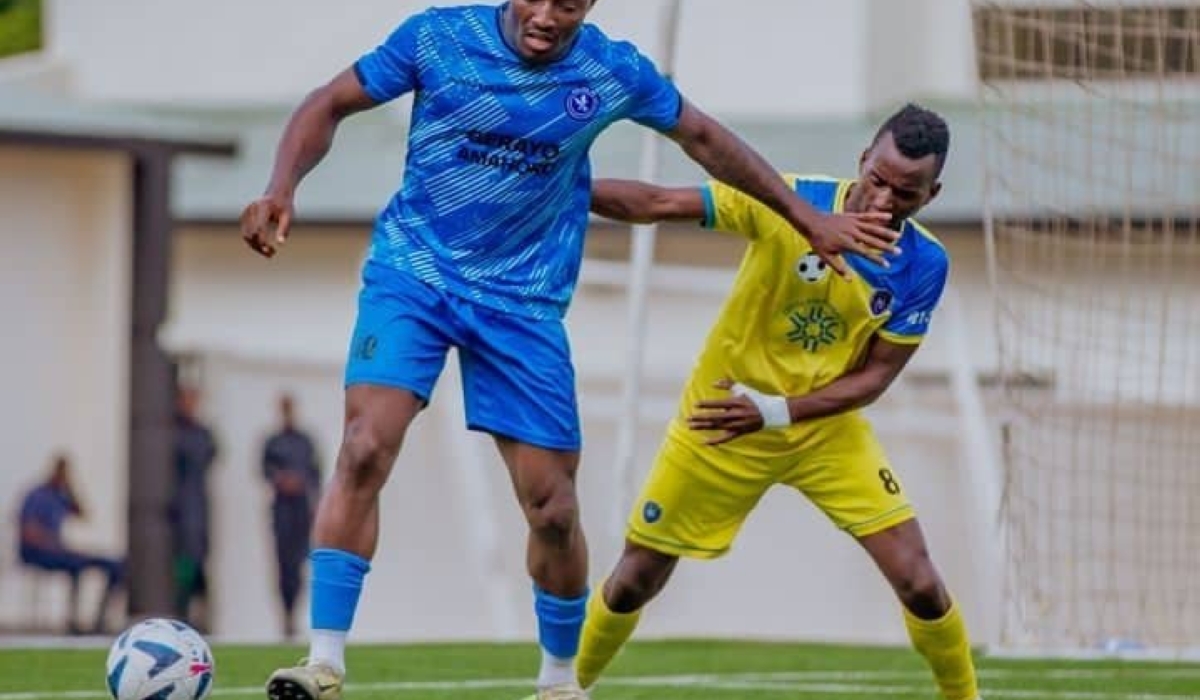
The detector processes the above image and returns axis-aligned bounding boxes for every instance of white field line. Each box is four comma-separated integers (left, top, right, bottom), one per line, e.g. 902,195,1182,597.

1,669,1197,700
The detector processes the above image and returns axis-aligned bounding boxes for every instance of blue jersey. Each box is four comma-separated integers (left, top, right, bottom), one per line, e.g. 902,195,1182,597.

354,3,682,319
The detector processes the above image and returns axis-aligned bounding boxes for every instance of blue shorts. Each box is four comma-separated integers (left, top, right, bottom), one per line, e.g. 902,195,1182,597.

344,263,581,451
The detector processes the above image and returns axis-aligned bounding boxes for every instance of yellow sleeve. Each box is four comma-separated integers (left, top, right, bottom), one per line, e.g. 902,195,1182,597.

700,176,792,241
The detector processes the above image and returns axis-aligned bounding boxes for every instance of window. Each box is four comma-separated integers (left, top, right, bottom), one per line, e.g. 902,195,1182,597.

974,4,1200,80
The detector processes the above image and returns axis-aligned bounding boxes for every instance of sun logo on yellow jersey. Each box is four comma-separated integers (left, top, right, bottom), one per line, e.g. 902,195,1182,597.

785,300,847,352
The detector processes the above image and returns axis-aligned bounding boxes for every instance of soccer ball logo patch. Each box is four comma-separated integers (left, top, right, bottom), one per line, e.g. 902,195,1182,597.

796,252,829,283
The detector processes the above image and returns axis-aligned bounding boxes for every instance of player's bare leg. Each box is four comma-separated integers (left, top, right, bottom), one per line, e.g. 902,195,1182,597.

858,518,981,700
312,385,423,555
498,437,590,700
600,541,678,613
575,541,678,690
267,385,423,700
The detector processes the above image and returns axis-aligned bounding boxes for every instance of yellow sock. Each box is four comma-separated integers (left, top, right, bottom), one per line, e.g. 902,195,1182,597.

575,581,642,690
903,601,979,700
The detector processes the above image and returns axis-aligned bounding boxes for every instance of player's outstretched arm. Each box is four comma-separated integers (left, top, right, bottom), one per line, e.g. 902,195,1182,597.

666,100,897,276
241,68,378,258
590,179,704,224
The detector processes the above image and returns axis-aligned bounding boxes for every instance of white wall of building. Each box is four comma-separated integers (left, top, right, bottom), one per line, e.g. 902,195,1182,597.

50,0,980,118
0,147,131,628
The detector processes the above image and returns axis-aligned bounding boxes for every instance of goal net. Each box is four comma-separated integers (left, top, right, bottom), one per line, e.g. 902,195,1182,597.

973,1,1200,653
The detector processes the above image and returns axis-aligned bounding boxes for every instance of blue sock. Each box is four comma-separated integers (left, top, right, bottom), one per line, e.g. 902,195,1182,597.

533,584,589,659
310,548,371,631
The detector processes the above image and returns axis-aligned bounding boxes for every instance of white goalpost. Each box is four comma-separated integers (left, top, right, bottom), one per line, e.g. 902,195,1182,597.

611,0,685,538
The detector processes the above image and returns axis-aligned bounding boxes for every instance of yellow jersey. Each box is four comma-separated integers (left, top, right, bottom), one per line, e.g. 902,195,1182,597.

673,174,950,455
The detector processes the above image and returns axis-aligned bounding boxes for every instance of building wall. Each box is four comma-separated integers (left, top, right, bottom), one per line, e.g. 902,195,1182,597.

2,185,1194,642
0,147,131,628
50,0,978,118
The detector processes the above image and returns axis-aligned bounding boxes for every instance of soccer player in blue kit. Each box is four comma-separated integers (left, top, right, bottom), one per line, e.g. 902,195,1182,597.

240,2,899,699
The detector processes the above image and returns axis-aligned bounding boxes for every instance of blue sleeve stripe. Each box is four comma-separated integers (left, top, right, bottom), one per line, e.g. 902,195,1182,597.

638,84,683,133
878,330,925,345
700,185,716,228
352,60,385,104
665,88,683,129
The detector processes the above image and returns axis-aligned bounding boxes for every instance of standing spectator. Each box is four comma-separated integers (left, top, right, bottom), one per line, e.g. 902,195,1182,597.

17,453,124,634
262,393,322,640
170,384,218,632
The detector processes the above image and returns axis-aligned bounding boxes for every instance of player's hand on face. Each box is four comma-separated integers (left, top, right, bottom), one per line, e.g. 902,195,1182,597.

688,378,764,446
240,195,294,258
806,211,898,277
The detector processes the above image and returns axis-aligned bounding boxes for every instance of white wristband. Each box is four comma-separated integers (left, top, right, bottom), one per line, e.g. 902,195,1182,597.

731,382,791,428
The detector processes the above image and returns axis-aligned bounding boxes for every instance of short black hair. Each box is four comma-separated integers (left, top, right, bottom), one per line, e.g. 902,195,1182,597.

872,102,950,178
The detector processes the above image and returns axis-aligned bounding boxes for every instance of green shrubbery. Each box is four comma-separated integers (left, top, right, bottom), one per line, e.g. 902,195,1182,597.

0,0,43,59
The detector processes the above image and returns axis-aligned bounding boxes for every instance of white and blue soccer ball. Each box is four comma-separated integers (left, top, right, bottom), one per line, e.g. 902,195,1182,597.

105,618,215,700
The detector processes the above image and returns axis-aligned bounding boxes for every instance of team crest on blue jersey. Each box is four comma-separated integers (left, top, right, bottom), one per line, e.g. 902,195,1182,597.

565,86,600,121
870,290,893,316
642,501,663,524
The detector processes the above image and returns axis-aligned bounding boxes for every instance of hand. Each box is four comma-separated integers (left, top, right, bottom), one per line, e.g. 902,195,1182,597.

240,194,294,258
805,211,899,278
687,378,765,446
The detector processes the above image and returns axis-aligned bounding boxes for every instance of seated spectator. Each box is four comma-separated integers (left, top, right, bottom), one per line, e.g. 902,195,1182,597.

18,453,124,634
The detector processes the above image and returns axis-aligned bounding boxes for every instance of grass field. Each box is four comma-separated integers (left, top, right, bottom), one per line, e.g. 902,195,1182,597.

0,639,1197,700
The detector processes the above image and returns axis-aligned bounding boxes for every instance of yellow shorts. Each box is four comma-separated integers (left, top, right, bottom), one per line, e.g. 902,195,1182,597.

626,415,914,559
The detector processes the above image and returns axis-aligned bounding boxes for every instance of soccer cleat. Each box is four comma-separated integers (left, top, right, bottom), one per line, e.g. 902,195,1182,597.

265,659,344,700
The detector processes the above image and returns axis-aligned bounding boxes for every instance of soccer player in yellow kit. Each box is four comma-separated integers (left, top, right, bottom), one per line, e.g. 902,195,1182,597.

577,103,982,700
